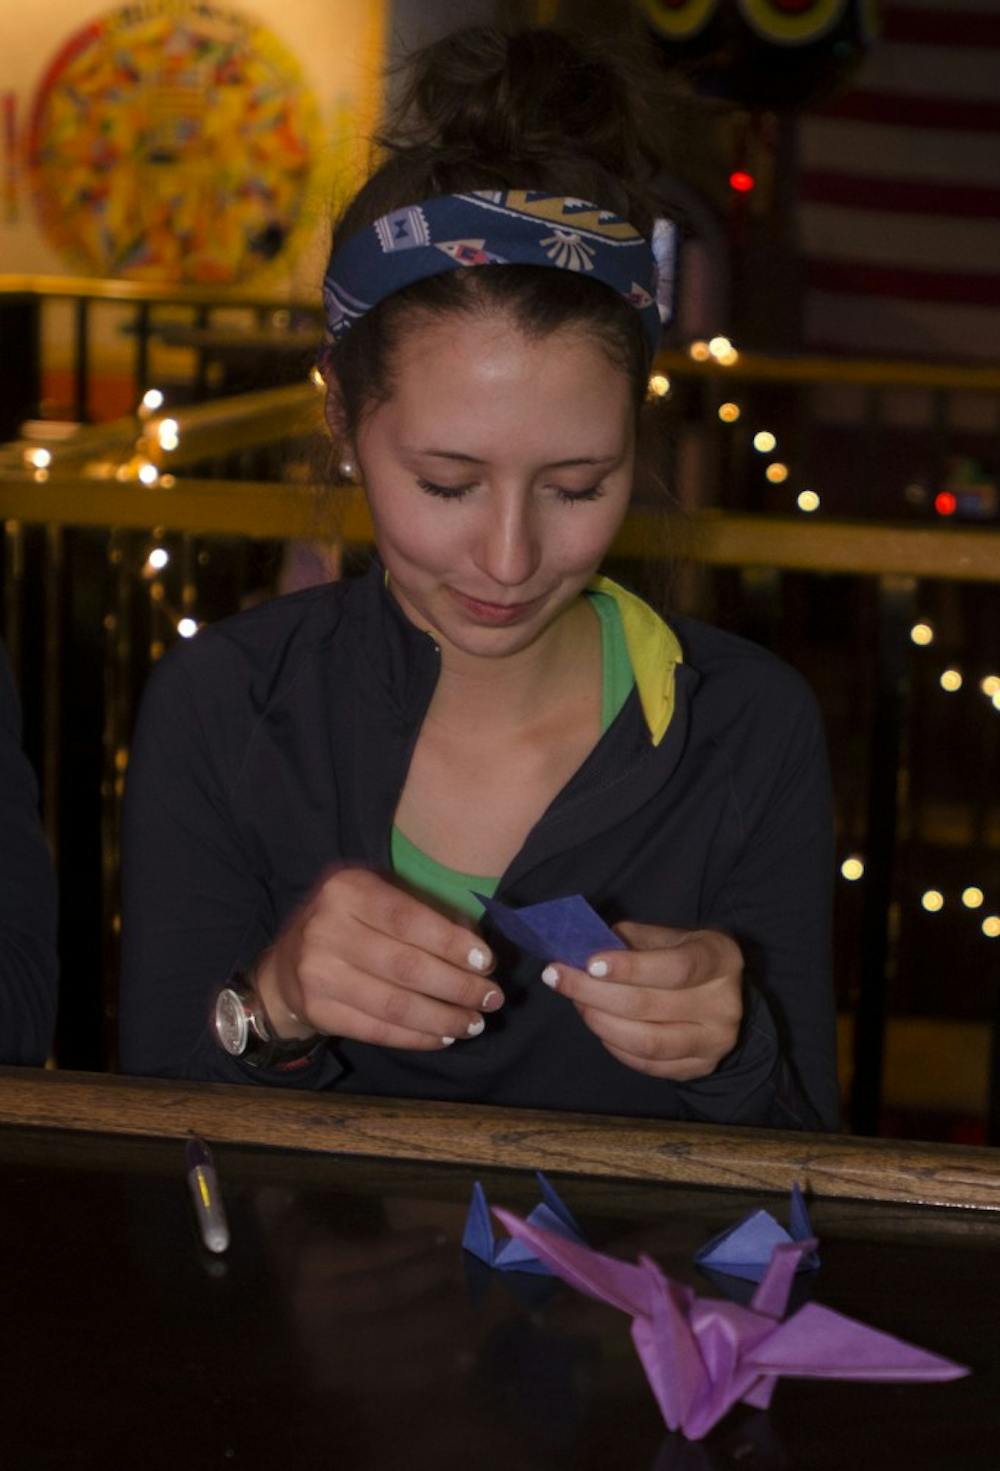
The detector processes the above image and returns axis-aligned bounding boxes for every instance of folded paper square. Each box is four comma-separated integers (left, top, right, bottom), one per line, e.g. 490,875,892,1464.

492,1208,968,1441
694,1182,820,1284
474,893,625,970
463,1172,585,1274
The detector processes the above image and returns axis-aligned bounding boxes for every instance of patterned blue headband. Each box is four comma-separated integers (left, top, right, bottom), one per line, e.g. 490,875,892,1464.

322,190,676,360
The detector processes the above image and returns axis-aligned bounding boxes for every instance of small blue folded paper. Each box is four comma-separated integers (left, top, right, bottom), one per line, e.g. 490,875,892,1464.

473,893,625,971
463,1172,585,1274
694,1182,820,1284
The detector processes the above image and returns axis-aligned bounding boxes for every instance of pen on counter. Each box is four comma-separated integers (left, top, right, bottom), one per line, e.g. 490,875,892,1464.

186,1135,230,1254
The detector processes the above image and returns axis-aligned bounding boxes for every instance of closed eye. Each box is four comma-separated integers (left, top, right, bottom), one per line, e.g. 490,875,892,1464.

555,484,604,504
416,478,476,500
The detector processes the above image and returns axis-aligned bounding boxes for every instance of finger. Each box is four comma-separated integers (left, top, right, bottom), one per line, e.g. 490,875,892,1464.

307,970,491,1053
576,1005,706,1064
560,931,738,991
542,963,703,1022
336,927,504,1015
602,1039,713,1082
345,871,497,977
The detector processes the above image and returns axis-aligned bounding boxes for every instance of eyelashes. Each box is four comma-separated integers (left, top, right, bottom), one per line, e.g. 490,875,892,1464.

415,478,604,505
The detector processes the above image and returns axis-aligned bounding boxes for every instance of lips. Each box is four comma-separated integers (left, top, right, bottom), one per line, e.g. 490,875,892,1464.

447,586,542,625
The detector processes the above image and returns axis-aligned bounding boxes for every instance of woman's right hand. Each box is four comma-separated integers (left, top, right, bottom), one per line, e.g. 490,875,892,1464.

252,866,503,1050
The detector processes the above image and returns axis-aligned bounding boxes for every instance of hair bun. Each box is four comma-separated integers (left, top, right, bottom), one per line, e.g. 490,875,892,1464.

392,27,660,206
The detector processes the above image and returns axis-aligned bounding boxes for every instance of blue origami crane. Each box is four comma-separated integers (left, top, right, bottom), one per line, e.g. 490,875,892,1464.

474,892,625,971
462,1171,585,1274
694,1182,820,1284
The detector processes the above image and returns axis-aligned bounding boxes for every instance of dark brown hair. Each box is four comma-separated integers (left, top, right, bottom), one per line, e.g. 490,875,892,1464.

326,27,669,435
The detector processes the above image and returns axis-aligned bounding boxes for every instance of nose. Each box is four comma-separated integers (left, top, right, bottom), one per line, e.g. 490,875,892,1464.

472,488,541,590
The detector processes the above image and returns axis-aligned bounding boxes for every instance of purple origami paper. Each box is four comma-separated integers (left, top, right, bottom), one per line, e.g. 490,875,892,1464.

474,893,625,971
463,1172,585,1274
695,1182,820,1284
492,1209,968,1441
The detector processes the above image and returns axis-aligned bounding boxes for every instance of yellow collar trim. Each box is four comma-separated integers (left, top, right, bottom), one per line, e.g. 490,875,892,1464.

587,574,682,746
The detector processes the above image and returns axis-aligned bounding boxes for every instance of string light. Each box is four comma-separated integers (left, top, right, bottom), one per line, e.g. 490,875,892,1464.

718,402,741,423
137,462,159,486
962,887,984,909
993,692,1000,712
707,336,733,359
647,373,670,398
156,418,180,452
921,890,944,912
147,548,169,571
688,341,711,362
765,463,789,484
797,490,820,513
177,618,199,639
910,622,934,646
983,916,1000,939
753,431,776,453
981,675,1000,697
939,669,962,691
840,856,864,881
141,388,164,412
24,447,51,469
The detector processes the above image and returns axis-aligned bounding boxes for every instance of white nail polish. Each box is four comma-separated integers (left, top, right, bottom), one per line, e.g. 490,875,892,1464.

441,1036,456,1046
541,965,559,989
481,989,500,1011
466,1016,485,1038
588,959,610,978
467,946,488,971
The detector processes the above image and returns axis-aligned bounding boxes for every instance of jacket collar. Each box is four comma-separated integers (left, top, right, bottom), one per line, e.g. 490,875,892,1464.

587,573,683,747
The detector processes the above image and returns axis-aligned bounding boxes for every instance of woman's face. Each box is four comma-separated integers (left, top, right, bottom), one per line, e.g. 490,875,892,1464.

348,310,636,663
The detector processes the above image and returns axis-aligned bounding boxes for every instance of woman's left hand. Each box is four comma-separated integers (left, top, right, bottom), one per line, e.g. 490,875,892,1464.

541,921,744,1080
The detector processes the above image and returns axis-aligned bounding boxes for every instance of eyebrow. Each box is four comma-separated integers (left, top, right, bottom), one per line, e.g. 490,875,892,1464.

410,449,620,469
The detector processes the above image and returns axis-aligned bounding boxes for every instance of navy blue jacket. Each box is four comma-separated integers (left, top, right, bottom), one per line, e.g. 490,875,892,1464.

120,561,838,1129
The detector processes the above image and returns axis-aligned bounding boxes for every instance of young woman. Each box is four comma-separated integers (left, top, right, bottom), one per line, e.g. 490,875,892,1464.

120,28,838,1130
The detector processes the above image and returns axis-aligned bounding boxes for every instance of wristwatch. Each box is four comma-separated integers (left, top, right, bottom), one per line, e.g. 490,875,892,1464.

213,971,322,1071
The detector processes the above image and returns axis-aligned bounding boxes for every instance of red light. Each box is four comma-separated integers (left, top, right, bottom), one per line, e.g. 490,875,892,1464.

729,170,755,193
934,491,957,517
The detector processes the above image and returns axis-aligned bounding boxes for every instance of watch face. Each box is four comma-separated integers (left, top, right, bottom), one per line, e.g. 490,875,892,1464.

215,988,249,1056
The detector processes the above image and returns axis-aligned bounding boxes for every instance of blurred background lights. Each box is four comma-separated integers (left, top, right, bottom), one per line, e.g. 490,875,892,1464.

309,365,325,389
921,890,944,912
983,916,1000,939
688,340,711,362
707,336,738,364
729,170,755,193
718,402,741,423
137,462,159,486
962,887,984,909
765,462,789,484
177,618,199,639
934,490,957,517
25,447,52,469
147,547,169,572
156,418,180,451
910,622,934,646
141,388,164,412
841,856,864,881
648,373,670,397
753,431,777,453
939,669,962,692
797,490,820,513
992,691,1000,712
981,675,1000,697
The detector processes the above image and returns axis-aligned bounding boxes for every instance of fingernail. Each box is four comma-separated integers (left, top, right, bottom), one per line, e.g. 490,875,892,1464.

481,989,502,1012
466,1016,485,1038
541,965,560,989
467,946,489,971
441,1036,456,1046
588,959,610,978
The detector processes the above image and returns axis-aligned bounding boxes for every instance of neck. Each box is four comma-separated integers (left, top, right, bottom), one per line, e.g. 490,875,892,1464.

430,596,598,732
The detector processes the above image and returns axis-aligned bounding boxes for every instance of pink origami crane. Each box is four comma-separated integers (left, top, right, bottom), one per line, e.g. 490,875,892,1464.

492,1208,968,1441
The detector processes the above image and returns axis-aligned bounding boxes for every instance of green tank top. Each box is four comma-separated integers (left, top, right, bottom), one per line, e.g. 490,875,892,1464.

390,591,634,920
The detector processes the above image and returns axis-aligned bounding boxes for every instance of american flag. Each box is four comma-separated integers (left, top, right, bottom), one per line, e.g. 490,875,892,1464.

797,0,1000,363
